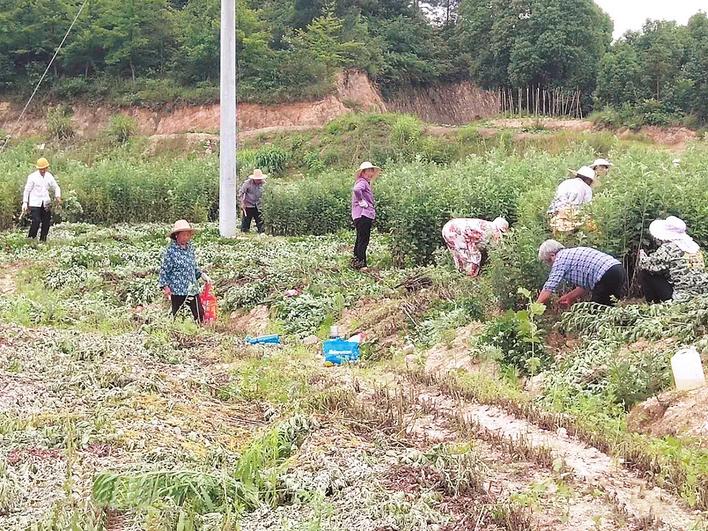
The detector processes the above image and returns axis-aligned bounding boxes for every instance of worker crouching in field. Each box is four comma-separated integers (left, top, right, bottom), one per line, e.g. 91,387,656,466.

547,166,597,234
21,158,61,242
590,158,613,178
239,169,267,234
442,217,509,277
351,161,380,270
536,240,627,308
159,220,213,322
637,216,708,303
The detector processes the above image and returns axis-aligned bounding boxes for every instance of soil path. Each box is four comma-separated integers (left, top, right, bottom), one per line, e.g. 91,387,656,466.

414,388,701,530
330,368,699,529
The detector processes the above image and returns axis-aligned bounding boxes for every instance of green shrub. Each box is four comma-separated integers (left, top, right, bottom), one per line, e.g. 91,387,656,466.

391,114,423,157
47,106,75,140
481,292,548,375
254,146,290,176
105,115,138,145
262,174,350,236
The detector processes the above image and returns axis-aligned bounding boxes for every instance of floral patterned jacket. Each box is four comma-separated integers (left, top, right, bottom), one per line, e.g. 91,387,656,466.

639,242,708,301
158,241,202,296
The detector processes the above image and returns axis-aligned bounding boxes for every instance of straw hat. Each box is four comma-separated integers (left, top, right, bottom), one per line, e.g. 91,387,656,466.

169,219,196,238
649,216,699,253
356,161,381,179
574,166,596,181
590,158,613,169
36,158,50,170
249,169,268,181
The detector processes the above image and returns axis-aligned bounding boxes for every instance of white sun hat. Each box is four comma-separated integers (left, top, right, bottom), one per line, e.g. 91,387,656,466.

249,168,268,181
493,217,510,232
575,166,596,181
169,219,196,238
649,216,700,254
590,158,613,169
356,161,381,178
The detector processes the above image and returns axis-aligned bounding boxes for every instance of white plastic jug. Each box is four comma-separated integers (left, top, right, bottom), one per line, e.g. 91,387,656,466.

671,348,706,391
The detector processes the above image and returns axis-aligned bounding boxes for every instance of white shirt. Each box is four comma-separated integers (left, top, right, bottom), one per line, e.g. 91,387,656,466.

22,170,61,208
548,177,592,214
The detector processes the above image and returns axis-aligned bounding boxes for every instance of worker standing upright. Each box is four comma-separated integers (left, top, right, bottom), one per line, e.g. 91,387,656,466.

22,158,61,242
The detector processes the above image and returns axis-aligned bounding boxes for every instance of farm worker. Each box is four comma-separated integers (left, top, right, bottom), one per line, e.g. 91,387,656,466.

590,158,613,178
547,166,597,233
239,169,267,234
442,217,509,277
536,240,627,308
21,158,61,242
351,161,380,270
637,216,708,303
547,166,596,215
159,220,213,323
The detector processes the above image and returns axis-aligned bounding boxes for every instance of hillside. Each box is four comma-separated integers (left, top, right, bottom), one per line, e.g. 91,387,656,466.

0,71,506,139
1,1,706,127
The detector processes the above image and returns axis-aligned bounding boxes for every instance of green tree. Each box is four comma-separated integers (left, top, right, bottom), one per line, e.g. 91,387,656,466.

632,20,686,100
594,42,646,106
95,0,175,80
456,0,612,96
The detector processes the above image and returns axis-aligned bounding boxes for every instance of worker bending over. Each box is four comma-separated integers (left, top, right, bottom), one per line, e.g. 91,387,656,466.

536,240,627,308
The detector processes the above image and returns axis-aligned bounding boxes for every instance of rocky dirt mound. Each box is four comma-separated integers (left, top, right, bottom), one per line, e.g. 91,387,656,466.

627,386,708,447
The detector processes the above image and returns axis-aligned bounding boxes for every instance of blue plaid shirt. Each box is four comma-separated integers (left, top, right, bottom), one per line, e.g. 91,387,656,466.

158,241,202,296
543,247,620,293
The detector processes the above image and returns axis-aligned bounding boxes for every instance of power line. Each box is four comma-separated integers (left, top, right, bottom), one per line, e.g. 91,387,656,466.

0,0,89,152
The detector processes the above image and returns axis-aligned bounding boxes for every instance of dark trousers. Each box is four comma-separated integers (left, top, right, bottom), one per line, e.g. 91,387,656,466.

353,216,373,267
591,264,628,306
171,294,204,323
241,207,264,233
28,206,51,242
638,270,673,303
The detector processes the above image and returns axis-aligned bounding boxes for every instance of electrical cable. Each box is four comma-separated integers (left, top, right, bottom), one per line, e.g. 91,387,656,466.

0,0,89,152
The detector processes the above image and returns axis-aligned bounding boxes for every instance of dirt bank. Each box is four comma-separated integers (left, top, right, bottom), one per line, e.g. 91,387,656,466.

0,71,386,139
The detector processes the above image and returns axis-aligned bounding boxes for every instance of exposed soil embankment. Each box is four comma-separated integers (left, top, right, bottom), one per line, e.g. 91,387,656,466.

0,70,386,139
386,81,500,125
1,71,508,138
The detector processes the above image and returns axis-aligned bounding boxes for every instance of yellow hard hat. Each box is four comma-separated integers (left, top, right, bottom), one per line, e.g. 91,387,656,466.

36,158,50,170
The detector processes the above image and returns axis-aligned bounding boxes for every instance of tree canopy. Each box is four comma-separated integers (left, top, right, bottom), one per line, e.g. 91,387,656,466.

0,0,705,122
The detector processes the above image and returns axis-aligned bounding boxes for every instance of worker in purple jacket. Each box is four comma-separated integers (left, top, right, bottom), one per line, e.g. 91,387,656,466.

351,161,381,270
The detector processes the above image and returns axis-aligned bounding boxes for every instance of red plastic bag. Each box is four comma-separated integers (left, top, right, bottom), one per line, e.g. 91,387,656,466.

200,283,218,324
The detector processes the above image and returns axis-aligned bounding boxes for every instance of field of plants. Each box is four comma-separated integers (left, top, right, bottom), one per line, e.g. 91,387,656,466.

1,118,707,530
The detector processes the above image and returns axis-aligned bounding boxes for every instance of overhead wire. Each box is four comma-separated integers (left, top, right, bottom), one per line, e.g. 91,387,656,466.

0,0,89,152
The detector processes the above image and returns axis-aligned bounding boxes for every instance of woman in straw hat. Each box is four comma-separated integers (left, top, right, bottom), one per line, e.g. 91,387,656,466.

547,166,597,234
159,220,213,322
637,216,708,303
442,217,510,277
589,158,613,178
351,161,380,270
21,158,61,242
239,168,267,234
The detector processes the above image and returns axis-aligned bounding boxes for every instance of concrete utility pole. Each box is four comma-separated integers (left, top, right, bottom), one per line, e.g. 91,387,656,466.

219,0,238,237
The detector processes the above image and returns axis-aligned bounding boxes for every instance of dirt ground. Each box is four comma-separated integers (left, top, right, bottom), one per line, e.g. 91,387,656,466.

628,386,708,446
